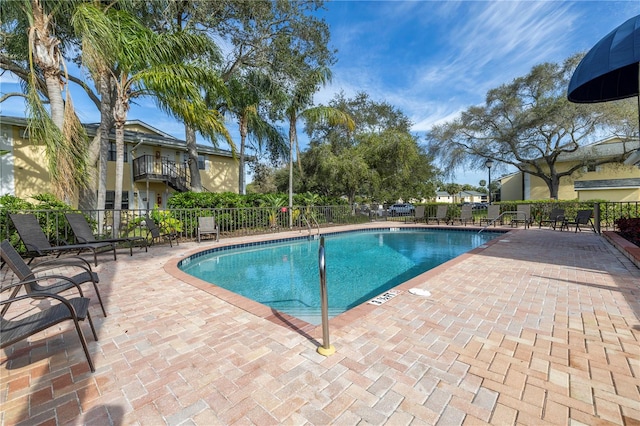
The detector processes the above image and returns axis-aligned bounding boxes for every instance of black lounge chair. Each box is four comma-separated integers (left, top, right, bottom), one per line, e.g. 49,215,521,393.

510,204,533,228
427,205,448,224
144,216,178,247
1,239,106,317
197,216,219,243
450,205,475,226
1,282,98,372
562,210,596,233
479,205,501,227
411,206,426,223
539,208,565,230
65,212,148,256
9,213,116,266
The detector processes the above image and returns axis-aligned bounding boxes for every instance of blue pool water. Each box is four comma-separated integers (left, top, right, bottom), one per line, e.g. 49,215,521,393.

179,228,502,324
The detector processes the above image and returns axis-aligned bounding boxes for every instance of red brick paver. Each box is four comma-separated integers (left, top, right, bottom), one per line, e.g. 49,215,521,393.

1,224,639,425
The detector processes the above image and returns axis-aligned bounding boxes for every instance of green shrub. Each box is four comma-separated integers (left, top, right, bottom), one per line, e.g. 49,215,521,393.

149,208,183,234
167,191,347,210
0,195,35,248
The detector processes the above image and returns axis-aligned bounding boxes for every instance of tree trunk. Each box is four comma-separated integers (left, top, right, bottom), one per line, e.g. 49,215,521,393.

288,115,296,228
97,75,115,217
44,75,64,129
31,0,64,129
78,133,100,211
113,123,124,236
548,175,561,200
185,125,201,192
79,72,114,212
238,114,248,195
113,89,128,236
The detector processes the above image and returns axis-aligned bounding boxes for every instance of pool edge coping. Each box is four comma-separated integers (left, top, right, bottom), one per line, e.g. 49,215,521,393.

164,223,516,335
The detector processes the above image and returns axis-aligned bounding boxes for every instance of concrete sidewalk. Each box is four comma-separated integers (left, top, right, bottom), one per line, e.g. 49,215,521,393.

1,225,639,425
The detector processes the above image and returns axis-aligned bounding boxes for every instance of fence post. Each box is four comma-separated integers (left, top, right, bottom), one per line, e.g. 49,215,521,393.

594,202,601,235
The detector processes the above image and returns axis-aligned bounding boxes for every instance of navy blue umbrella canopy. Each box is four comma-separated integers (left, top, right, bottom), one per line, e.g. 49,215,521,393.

568,14,640,103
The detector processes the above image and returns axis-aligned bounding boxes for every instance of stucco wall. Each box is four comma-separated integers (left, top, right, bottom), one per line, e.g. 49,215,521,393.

526,162,640,201
499,173,523,201
203,156,239,193
12,130,53,200
578,188,640,201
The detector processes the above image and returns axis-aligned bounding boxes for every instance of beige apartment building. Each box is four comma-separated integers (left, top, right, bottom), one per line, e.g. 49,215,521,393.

498,137,640,201
0,116,239,209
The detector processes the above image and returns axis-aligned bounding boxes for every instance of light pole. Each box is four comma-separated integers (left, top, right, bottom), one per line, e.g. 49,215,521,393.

485,159,494,204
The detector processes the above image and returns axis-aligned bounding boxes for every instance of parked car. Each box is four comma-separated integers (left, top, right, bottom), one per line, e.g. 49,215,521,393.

474,202,489,210
388,203,415,216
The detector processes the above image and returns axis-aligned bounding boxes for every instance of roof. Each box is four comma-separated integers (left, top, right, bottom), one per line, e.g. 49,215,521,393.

574,178,640,190
88,119,179,140
496,171,522,182
555,137,640,162
0,115,235,158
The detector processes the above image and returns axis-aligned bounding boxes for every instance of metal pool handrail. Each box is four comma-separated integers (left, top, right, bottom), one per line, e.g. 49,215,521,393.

317,236,335,356
478,211,525,233
301,213,321,239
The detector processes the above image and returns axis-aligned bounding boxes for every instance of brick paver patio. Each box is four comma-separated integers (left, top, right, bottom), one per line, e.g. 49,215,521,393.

1,224,639,425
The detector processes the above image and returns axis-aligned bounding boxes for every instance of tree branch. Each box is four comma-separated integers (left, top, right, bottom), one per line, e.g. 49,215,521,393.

67,74,101,108
0,92,28,103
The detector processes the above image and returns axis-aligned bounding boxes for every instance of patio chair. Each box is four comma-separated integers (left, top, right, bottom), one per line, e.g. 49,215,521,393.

144,216,178,247
510,204,532,228
413,206,425,223
450,205,475,226
427,205,448,224
1,239,106,317
538,208,565,230
65,213,148,256
197,216,219,243
9,214,117,266
562,210,596,233
1,283,98,372
479,205,501,227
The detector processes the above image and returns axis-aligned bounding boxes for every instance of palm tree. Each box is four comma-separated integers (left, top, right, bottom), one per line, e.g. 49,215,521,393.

215,71,287,194
2,0,88,200
283,67,355,227
72,4,232,233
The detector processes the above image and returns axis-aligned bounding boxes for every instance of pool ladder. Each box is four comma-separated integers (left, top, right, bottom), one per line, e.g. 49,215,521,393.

302,214,321,239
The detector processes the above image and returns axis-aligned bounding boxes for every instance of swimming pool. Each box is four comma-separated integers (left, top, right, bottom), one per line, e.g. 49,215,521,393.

179,228,503,325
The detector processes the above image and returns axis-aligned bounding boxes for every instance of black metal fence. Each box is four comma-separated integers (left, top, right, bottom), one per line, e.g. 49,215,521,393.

1,205,369,247
2,202,637,249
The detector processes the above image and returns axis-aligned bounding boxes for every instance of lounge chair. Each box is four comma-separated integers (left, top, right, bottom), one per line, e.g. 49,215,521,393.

65,212,148,256
197,216,219,243
510,204,532,228
9,213,116,266
562,210,596,233
427,205,448,224
450,205,474,226
479,205,501,227
144,216,178,247
1,282,98,372
1,239,106,317
538,208,565,230
411,206,426,223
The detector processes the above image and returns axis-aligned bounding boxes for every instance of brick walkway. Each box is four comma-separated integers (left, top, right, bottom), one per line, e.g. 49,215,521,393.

1,224,639,425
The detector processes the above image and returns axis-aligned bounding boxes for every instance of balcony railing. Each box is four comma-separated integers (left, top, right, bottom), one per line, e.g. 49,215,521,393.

132,155,190,192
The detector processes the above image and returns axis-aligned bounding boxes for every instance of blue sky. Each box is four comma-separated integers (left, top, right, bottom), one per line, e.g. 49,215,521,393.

1,0,638,186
